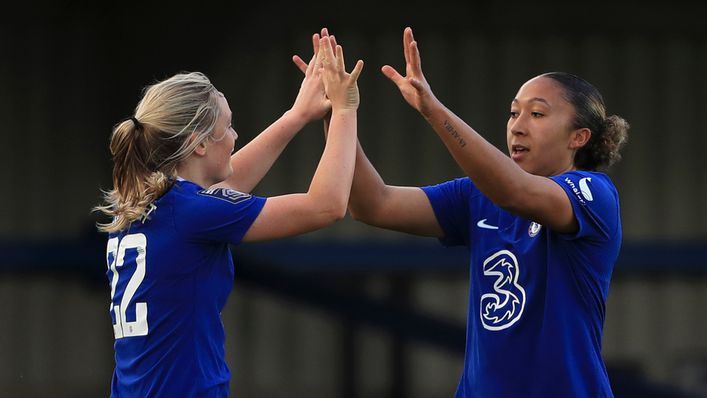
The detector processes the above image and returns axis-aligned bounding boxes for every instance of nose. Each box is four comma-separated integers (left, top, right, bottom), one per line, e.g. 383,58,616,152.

510,127,526,137
508,115,527,137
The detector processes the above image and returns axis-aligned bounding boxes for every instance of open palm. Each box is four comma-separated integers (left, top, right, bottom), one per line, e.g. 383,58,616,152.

382,27,438,117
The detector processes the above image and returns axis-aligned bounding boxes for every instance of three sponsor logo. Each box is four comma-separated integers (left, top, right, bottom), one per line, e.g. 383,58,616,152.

480,250,526,331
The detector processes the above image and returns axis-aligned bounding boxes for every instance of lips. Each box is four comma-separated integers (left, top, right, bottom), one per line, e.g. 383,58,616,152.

511,144,529,160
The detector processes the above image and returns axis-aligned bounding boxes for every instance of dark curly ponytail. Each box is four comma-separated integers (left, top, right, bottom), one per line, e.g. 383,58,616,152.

542,72,629,171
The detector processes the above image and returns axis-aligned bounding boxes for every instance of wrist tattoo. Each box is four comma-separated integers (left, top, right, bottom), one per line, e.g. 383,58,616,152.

443,120,467,148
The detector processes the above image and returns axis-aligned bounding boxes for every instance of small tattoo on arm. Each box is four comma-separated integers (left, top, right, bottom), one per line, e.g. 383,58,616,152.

443,120,467,148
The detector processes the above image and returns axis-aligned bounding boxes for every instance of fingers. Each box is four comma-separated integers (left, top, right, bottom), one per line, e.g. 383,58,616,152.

319,36,335,68
318,34,362,82
320,27,337,51
403,27,413,66
307,52,318,74
350,60,364,83
292,55,308,74
309,33,321,74
381,65,404,85
409,40,422,75
312,33,320,56
292,32,322,75
335,45,344,72
333,44,364,83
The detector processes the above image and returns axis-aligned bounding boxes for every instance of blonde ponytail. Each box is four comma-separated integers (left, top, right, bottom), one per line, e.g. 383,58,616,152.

95,72,221,232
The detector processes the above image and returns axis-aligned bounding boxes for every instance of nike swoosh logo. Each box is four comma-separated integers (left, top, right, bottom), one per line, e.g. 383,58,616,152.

476,219,499,230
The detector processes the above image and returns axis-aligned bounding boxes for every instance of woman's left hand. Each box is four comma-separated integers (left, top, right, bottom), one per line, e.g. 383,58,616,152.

382,27,440,118
290,32,331,122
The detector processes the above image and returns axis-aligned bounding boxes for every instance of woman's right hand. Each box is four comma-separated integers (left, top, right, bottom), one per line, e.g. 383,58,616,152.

289,33,331,123
316,36,363,112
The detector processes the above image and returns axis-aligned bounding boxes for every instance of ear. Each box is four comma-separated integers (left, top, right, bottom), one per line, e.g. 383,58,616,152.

191,133,208,157
569,128,591,150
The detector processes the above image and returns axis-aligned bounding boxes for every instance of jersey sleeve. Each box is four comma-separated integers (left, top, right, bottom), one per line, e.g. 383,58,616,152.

176,187,266,245
549,171,620,241
421,177,473,246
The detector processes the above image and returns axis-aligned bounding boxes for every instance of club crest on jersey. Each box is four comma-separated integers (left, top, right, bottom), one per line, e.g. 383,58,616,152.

528,222,542,237
198,187,252,204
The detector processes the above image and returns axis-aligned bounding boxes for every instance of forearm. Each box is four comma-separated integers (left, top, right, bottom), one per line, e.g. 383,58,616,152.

348,141,388,222
347,139,443,237
307,109,357,217
423,103,528,210
241,111,357,242
222,110,308,192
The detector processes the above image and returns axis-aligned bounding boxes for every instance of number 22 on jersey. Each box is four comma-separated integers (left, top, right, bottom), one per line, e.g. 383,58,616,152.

107,233,149,339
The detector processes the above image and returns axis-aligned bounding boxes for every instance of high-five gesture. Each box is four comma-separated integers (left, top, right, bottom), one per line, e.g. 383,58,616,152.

214,31,337,194
317,35,364,111
382,27,439,118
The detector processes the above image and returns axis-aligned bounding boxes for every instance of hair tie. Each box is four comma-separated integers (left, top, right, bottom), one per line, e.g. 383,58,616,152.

130,116,142,129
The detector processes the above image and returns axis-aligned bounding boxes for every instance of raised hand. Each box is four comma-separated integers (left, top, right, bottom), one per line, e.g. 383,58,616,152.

382,27,438,117
290,33,331,122
317,35,364,111
292,28,337,74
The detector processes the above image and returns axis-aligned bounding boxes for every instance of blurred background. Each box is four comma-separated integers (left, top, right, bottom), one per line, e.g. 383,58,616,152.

1,1,706,397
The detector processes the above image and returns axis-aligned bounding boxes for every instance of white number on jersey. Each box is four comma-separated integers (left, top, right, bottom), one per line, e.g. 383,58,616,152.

107,233,149,339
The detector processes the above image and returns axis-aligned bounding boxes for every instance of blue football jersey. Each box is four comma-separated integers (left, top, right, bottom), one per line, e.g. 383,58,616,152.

422,171,621,398
106,179,266,397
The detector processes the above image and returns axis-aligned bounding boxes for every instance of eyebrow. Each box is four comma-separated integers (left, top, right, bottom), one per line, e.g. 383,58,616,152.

512,97,551,106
